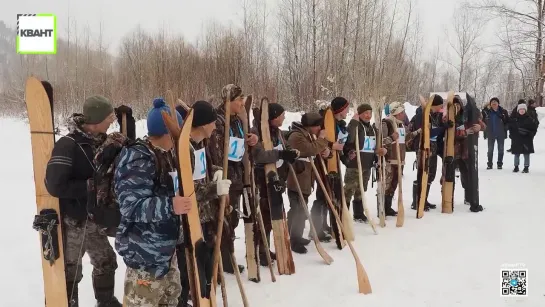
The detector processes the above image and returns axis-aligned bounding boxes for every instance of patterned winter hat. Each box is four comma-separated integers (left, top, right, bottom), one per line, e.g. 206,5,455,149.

221,84,243,102
389,101,405,115
331,97,349,114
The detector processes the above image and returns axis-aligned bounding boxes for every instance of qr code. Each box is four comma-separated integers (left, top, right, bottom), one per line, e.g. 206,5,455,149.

501,269,527,296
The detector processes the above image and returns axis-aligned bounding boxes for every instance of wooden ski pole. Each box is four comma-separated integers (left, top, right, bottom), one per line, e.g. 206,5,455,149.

310,160,372,294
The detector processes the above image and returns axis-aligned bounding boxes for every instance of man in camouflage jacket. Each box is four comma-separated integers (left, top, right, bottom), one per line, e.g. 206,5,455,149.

343,103,387,223
250,103,299,264
207,84,259,274
45,96,120,307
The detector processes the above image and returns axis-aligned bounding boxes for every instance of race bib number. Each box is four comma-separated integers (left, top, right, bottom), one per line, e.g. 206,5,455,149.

227,136,245,162
168,171,179,194
192,148,207,181
361,136,376,153
397,127,406,144
337,130,348,144
274,143,284,168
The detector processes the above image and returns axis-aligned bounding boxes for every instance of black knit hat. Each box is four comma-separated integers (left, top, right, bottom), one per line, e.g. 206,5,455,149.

490,97,500,104
432,94,443,106
192,100,217,127
357,103,372,114
301,112,323,127
269,103,285,120
331,97,349,114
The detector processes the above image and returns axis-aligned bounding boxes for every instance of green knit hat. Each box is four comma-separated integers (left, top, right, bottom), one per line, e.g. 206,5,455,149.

83,95,114,124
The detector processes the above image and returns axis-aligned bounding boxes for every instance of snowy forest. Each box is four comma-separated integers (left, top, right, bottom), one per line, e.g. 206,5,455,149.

1,0,544,118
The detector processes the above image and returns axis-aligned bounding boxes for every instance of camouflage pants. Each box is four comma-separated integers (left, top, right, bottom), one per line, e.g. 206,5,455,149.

383,163,400,197
343,168,370,203
63,217,118,302
124,256,182,307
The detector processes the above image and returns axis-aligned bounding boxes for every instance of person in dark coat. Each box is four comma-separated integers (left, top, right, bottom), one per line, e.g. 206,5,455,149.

509,103,538,173
527,99,539,125
482,97,509,169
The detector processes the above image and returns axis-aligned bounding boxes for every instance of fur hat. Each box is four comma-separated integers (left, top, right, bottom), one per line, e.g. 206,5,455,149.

389,101,405,115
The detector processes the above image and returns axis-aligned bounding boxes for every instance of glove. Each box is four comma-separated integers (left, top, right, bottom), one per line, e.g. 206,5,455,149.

212,170,223,182
279,149,299,163
216,179,232,196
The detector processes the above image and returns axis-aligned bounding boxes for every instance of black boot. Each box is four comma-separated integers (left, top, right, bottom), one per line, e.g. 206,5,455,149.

352,199,366,222
411,181,418,210
513,166,519,172
384,195,397,216
221,244,244,274
290,241,308,254
470,204,484,212
487,162,492,169
93,273,121,307
425,183,436,210
522,166,529,173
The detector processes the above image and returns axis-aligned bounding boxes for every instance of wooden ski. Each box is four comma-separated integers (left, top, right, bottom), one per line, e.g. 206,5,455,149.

26,77,69,307
245,98,276,283
162,108,210,307
260,97,295,275
354,128,378,234
442,91,455,214
417,95,433,219
239,95,260,283
322,108,347,249
370,99,386,227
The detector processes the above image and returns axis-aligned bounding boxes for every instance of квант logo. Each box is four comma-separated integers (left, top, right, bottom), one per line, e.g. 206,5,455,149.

16,14,57,54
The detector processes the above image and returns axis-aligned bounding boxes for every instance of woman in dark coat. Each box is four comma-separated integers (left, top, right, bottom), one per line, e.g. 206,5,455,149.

509,103,538,173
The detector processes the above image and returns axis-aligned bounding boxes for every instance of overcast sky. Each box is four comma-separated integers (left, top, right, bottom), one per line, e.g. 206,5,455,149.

3,0,496,59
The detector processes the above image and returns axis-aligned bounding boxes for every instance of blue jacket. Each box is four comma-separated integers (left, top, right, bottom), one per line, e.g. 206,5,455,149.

114,141,179,278
482,107,509,139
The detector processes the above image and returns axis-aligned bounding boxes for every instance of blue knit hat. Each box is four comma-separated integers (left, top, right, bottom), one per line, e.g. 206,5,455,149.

147,97,183,136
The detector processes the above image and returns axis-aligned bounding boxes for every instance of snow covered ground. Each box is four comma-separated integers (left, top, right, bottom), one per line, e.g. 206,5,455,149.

2,103,545,306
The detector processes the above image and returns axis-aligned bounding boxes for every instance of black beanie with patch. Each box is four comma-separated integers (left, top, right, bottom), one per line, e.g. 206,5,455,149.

269,103,285,120
331,97,349,114
432,94,443,106
192,100,217,127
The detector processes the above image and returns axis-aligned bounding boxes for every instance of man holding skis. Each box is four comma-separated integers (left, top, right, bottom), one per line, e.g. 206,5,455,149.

45,96,121,307
251,103,300,258
208,84,259,274
381,102,419,216
343,103,387,222
410,94,452,211
447,96,484,212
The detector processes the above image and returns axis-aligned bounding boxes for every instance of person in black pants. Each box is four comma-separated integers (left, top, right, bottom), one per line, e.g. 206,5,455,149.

482,97,509,169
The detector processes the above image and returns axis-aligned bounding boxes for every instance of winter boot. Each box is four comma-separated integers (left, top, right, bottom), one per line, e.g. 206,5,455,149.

221,244,244,274
290,240,308,254
384,195,397,216
93,273,121,307
352,199,366,222
411,181,418,210
522,166,529,173
425,183,436,210
513,166,519,173
470,204,484,212
497,163,503,170
487,162,492,170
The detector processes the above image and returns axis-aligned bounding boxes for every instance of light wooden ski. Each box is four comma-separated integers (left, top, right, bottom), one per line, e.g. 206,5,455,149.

442,91,455,214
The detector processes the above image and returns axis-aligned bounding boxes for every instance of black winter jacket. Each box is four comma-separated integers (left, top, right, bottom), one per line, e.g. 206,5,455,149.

45,131,96,221
508,114,538,155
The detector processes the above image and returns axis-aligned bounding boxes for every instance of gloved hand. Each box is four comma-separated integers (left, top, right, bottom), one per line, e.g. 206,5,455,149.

212,170,223,182
279,149,299,163
217,179,232,196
